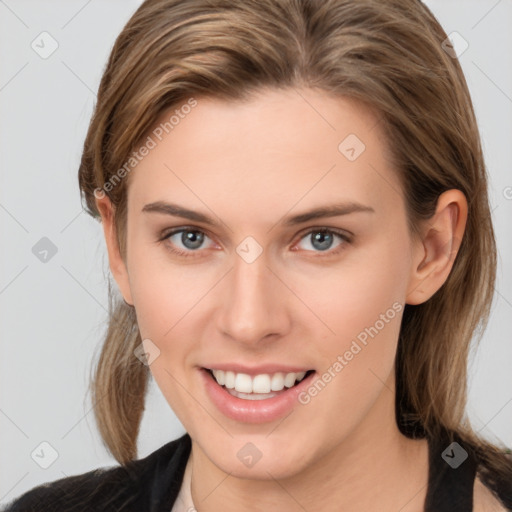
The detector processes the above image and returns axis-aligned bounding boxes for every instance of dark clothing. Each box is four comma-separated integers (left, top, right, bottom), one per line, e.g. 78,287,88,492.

2,430,511,511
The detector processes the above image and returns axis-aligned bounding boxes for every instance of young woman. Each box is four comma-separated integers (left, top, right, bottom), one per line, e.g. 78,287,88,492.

4,0,512,511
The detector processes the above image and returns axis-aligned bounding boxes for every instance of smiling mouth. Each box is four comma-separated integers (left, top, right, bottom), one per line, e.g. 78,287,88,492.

204,367,315,399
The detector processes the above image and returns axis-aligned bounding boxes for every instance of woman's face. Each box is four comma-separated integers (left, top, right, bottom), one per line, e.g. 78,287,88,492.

102,88,429,478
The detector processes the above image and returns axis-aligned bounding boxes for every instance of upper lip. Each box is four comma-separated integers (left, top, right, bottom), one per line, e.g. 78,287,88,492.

201,363,314,376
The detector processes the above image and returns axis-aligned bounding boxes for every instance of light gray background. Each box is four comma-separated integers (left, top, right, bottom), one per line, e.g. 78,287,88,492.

1,0,511,505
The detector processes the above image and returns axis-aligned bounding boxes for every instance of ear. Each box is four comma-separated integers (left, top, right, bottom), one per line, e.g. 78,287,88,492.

406,189,468,305
95,193,134,306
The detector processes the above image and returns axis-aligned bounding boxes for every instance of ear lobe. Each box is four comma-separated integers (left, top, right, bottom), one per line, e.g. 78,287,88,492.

95,194,134,306
406,189,467,305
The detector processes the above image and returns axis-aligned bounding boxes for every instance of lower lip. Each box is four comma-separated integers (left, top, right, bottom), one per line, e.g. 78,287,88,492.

200,368,316,424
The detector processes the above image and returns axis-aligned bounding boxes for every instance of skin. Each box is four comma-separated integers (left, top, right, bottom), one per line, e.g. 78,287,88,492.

96,87,474,511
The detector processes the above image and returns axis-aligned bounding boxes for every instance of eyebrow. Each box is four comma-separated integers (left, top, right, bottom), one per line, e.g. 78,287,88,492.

142,201,375,227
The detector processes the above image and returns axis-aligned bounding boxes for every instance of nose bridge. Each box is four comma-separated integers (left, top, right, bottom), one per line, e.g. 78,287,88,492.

217,248,288,344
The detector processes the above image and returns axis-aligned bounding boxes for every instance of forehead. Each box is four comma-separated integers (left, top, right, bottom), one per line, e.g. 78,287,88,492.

126,88,402,221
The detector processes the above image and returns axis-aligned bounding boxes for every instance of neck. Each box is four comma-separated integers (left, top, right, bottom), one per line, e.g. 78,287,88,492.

188,371,429,512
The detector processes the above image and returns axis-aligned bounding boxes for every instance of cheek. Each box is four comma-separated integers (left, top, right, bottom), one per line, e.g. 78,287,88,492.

129,227,410,350
127,241,210,340
287,235,410,408
293,235,409,341
291,252,407,433
127,245,206,423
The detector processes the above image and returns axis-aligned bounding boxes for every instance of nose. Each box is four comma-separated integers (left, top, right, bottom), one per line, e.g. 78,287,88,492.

216,251,292,346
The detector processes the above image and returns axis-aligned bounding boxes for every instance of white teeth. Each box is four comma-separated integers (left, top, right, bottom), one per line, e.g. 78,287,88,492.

224,371,235,389
270,372,285,391
227,389,277,400
209,369,310,393
234,373,253,393
284,372,297,388
212,369,225,386
252,374,271,394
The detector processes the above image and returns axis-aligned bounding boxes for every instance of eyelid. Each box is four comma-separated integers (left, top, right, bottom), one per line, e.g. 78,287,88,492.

158,226,219,247
290,226,352,254
293,226,353,243
158,225,352,257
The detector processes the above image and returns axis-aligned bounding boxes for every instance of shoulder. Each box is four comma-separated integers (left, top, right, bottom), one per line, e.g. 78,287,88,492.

473,452,512,512
1,466,129,512
473,475,509,512
1,434,191,512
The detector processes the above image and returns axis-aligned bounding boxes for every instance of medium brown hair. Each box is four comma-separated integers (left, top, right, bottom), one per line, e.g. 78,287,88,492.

78,0,511,503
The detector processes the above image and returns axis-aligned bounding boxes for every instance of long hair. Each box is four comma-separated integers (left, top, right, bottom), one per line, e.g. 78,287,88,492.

77,0,511,503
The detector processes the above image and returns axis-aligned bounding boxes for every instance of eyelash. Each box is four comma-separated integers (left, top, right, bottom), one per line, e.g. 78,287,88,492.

157,226,352,259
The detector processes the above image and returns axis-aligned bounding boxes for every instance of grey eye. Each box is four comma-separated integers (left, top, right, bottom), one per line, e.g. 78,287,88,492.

310,231,335,251
179,230,205,250
297,230,344,252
